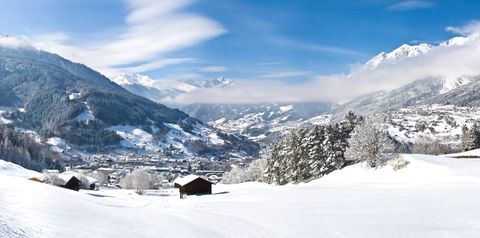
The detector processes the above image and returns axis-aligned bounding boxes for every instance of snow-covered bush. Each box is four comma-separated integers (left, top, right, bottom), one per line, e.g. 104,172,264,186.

345,116,395,167
43,173,64,186
119,169,162,195
222,159,267,184
387,156,409,171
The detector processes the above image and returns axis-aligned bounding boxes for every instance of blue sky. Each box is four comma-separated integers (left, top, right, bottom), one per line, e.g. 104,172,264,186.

0,0,480,100
0,0,480,81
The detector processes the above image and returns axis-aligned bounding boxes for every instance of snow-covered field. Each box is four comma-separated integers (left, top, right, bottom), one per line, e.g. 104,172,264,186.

2,154,480,238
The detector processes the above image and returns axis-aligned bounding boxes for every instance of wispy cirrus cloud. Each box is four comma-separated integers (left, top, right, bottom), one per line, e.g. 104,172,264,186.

199,66,227,73
267,36,366,57
33,0,226,77
387,0,434,11
117,58,194,74
256,61,283,66
259,71,312,79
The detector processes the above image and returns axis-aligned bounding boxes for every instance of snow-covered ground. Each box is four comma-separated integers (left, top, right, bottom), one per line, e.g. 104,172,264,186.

2,154,480,237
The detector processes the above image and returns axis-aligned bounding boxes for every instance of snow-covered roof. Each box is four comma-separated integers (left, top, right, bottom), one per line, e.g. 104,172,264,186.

57,171,98,185
173,175,212,186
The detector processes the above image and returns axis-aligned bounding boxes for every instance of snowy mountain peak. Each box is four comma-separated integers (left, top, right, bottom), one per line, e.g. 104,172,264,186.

112,74,155,87
198,76,234,88
0,35,37,50
364,43,432,69
110,73,235,103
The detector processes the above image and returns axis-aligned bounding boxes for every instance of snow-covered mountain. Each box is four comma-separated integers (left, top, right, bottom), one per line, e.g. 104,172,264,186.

333,77,475,119
334,36,476,118
189,39,476,143
0,36,259,159
109,35,479,146
110,74,333,144
362,43,432,70
112,74,233,103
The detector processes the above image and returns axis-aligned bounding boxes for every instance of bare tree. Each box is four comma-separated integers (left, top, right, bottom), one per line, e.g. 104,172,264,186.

222,166,248,184
119,169,161,195
345,116,395,167
131,169,150,195
222,159,267,184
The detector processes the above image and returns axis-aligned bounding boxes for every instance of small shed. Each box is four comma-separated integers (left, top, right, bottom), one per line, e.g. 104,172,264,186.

173,175,213,198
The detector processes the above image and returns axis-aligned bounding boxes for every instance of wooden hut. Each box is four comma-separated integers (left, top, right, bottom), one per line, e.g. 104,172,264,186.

173,175,213,198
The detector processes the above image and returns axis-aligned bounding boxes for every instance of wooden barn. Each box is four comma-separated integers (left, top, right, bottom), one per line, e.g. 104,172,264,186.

173,175,214,198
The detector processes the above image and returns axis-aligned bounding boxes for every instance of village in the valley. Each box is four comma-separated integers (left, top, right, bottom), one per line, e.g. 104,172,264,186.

38,152,249,195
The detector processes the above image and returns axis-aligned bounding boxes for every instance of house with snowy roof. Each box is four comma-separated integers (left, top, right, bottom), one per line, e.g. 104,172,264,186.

57,171,98,191
173,175,213,198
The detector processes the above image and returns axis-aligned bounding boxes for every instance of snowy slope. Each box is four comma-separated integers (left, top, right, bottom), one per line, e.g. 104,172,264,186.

0,160,43,179
3,155,480,238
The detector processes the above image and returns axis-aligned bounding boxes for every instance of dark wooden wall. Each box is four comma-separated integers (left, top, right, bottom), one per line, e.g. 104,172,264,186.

62,177,81,191
183,178,212,195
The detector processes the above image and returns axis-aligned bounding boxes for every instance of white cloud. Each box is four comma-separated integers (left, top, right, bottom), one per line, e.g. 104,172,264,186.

446,21,480,36
387,1,434,11
199,66,227,73
163,21,480,104
32,0,226,77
